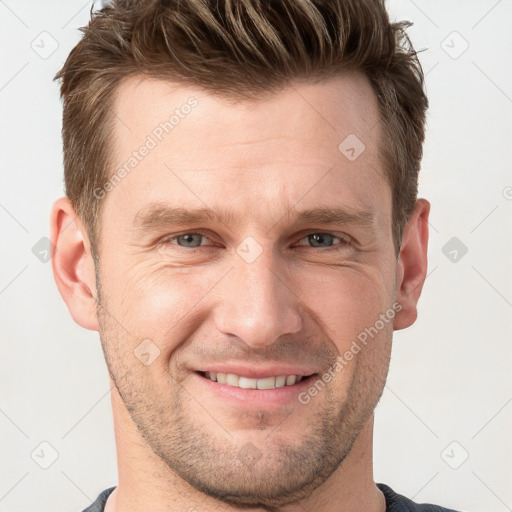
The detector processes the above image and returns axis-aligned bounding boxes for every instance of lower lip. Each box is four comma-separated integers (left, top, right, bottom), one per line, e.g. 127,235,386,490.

192,372,318,409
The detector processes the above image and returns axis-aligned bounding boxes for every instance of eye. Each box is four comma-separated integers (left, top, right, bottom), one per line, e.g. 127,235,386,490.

157,231,351,251
296,232,351,249
159,232,213,249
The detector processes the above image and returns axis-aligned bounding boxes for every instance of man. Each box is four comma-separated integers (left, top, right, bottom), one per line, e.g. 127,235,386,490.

50,0,461,511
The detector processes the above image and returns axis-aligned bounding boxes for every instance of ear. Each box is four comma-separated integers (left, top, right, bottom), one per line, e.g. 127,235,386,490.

393,198,430,331
50,197,99,331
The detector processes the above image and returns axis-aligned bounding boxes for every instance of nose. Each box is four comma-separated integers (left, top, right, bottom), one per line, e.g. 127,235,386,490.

213,249,303,349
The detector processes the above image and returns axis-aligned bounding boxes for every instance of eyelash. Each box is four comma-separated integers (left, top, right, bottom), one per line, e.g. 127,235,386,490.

158,230,352,251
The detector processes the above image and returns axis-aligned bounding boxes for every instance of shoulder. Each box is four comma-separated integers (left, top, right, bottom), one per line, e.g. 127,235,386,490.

377,483,464,512
82,484,463,512
80,486,116,512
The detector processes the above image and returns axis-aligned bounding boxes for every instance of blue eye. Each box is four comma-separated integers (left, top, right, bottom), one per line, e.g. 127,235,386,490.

306,233,336,248
159,231,350,251
173,233,207,248
297,233,350,249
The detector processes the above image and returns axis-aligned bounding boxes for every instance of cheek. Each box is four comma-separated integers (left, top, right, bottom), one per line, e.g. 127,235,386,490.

297,266,394,347
115,264,225,346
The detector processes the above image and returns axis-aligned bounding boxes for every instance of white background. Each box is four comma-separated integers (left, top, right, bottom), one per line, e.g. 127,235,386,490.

1,1,511,511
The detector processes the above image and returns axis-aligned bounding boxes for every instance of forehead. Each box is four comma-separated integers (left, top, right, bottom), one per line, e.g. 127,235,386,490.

112,71,381,158
104,72,389,232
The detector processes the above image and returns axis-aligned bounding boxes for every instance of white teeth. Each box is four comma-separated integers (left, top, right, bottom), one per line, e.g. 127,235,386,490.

286,375,297,386
275,376,286,387
226,373,239,386
238,376,258,389
257,376,276,390
204,372,305,389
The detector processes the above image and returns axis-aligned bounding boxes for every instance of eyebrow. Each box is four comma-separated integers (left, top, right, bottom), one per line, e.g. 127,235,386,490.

132,203,375,232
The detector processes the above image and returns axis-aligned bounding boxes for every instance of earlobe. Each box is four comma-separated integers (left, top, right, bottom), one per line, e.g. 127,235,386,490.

393,198,430,331
50,197,99,331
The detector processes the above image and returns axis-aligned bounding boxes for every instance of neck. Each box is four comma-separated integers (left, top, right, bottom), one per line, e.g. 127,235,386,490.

106,381,385,512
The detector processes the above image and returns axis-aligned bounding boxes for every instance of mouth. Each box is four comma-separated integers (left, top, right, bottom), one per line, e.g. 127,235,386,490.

190,364,322,409
196,370,318,390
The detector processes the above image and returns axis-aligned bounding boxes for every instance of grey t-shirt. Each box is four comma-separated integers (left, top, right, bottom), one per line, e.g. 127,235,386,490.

81,484,462,511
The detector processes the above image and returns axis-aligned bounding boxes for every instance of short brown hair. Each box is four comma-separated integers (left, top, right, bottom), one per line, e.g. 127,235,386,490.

55,0,428,253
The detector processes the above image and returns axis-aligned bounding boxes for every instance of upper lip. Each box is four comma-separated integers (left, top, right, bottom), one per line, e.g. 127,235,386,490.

196,364,318,379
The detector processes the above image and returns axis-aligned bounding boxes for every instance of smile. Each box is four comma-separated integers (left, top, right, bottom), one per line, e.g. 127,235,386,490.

200,371,311,389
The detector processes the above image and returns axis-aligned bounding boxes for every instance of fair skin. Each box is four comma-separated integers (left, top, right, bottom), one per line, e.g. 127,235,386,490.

51,72,429,512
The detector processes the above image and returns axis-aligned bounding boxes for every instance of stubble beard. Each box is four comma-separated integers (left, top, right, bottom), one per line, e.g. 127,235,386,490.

95,280,390,509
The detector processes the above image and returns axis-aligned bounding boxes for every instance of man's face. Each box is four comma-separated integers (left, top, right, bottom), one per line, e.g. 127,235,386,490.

95,73,397,506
